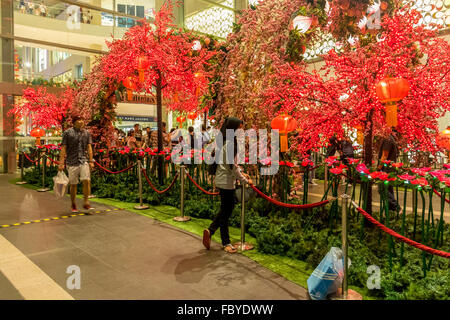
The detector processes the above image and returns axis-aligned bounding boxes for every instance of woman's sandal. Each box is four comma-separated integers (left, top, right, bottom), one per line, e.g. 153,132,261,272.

202,229,211,250
223,244,237,253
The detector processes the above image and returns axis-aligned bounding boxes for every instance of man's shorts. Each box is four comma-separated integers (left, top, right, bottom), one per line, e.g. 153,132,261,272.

68,163,90,185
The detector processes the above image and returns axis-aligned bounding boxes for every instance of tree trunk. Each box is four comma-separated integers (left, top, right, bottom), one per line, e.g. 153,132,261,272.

156,70,164,185
364,109,374,215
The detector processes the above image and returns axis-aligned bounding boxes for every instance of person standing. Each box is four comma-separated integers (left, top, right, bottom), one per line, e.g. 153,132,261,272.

126,129,138,149
341,136,355,184
378,128,401,211
202,117,252,254
58,115,94,213
201,124,211,147
133,123,143,148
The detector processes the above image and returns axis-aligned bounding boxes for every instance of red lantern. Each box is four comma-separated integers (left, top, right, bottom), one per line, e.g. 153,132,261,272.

176,116,186,124
187,112,198,120
122,77,136,101
30,127,45,146
437,126,450,151
271,114,298,152
204,37,211,46
137,55,150,83
375,77,410,127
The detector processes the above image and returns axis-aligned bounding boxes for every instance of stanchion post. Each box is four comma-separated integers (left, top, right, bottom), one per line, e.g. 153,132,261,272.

233,182,254,251
134,159,149,210
16,152,27,185
37,151,49,192
174,165,190,222
341,194,349,299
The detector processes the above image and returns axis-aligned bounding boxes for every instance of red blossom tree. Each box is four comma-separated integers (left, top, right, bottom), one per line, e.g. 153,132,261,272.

101,1,217,183
262,5,450,212
10,86,75,131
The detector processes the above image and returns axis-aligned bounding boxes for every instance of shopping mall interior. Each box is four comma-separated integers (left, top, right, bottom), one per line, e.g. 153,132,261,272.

0,0,450,304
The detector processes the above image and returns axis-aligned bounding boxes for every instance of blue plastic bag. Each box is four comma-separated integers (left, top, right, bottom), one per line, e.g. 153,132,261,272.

307,247,351,300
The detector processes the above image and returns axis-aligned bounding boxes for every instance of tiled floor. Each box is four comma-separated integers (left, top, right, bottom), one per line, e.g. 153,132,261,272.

0,174,307,300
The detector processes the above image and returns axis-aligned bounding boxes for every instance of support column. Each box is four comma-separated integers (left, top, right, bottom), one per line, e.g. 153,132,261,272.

1,0,16,173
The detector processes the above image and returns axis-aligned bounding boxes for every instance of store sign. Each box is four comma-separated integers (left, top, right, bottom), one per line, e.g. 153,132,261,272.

117,116,156,122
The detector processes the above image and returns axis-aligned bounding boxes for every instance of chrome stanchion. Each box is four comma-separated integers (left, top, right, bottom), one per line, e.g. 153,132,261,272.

134,159,149,210
174,165,190,222
37,151,49,192
341,194,349,299
16,152,27,185
233,182,254,251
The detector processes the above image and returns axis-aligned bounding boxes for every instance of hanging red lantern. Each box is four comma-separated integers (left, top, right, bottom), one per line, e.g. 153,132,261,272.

271,114,298,152
137,55,150,83
437,126,450,151
176,116,186,124
204,37,211,46
375,77,410,127
30,127,45,146
122,77,136,101
187,112,198,120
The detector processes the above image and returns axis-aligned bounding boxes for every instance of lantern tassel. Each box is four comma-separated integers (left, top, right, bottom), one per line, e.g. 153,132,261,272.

386,103,398,127
138,70,145,83
127,89,133,101
280,133,288,153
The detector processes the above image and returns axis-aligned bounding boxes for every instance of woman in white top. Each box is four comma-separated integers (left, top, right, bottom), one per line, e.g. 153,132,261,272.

202,117,252,253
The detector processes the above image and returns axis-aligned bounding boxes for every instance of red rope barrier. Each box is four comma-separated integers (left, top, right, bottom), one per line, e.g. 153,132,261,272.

141,168,179,194
249,184,331,210
433,189,450,204
24,152,39,164
94,160,136,174
185,170,219,196
47,157,60,165
352,201,450,259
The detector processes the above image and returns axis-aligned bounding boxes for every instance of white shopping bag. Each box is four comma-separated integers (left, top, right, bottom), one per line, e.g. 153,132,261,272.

53,171,69,198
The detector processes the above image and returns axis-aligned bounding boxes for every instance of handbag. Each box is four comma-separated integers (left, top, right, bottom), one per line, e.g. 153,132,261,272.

235,183,255,203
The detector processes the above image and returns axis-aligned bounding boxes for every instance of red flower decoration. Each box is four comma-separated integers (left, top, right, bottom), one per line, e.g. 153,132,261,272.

347,158,360,165
285,161,295,168
325,156,337,166
410,178,428,187
398,174,416,181
330,167,343,175
356,163,369,174
410,168,427,176
392,162,404,168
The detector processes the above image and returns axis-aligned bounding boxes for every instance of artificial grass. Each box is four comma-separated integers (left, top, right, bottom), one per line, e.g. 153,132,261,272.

10,178,372,300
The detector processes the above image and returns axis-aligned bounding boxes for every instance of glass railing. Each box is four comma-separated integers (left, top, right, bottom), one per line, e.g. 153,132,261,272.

13,0,152,30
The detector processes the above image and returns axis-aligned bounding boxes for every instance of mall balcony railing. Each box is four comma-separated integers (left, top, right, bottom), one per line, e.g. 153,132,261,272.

13,0,150,29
